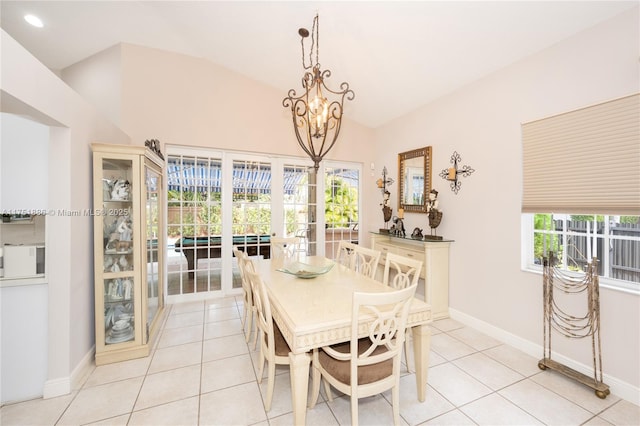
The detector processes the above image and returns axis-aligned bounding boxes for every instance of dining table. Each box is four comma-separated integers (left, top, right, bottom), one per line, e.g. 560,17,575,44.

255,256,433,425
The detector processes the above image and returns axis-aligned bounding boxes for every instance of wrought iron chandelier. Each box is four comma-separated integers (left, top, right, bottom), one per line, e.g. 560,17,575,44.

283,14,355,173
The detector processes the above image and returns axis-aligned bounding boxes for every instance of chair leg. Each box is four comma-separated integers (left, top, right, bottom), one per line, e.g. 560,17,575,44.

251,314,259,350
265,359,276,411
404,336,412,373
392,382,400,426
309,351,321,408
351,394,359,426
244,308,252,343
257,340,265,384
322,377,333,402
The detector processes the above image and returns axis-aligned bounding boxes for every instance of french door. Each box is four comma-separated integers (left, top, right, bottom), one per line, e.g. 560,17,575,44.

165,147,317,300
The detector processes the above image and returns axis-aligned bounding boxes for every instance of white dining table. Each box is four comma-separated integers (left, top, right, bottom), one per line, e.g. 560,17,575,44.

256,256,432,425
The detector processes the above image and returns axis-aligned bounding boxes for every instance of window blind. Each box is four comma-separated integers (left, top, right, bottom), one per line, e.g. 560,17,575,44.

522,93,640,215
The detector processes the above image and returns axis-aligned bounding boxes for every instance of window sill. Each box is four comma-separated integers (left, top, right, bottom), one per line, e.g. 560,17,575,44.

0,275,47,288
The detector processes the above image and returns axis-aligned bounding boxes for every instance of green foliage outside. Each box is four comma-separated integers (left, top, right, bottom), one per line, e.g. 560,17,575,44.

168,190,297,237
168,173,359,236
325,176,358,228
533,213,638,266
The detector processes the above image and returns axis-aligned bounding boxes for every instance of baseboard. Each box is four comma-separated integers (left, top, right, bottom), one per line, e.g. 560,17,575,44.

449,308,640,405
43,345,95,399
42,377,70,400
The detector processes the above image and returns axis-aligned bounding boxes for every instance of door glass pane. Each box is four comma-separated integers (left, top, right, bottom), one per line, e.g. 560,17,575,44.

166,155,222,295
325,167,359,260
284,165,316,256
232,160,272,289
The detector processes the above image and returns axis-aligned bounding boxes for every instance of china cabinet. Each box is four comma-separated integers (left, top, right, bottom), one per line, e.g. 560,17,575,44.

92,143,165,365
371,232,452,319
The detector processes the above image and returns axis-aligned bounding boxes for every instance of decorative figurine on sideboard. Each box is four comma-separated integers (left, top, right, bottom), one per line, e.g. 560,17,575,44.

411,227,424,239
389,208,406,237
425,189,443,240
377,166,395,233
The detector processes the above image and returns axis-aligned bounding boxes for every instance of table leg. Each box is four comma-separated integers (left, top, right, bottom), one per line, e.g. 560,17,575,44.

412,323,431,401
289,351,311,425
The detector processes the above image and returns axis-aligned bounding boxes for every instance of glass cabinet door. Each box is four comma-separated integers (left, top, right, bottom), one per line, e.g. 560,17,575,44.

145,162,162,333
101,158,136,346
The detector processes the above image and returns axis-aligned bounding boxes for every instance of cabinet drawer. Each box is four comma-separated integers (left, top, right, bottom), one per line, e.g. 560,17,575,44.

375,243,394,264
396,248,424,263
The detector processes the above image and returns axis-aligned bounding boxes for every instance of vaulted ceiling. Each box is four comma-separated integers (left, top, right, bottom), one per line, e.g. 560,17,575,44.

1,1,636,128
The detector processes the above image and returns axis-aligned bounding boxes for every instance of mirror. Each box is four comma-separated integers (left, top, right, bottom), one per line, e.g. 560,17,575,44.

398,147,432,213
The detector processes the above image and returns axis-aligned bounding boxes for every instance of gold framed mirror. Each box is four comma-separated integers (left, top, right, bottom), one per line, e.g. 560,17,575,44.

398,146,432,213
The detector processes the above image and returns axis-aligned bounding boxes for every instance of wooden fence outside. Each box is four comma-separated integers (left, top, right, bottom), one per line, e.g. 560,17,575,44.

554,220,640,283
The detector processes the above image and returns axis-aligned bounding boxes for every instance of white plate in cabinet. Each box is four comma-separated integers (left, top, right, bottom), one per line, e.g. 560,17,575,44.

371,232,452,320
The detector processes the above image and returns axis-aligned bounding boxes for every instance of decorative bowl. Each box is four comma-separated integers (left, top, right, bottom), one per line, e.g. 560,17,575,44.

278,260,334,279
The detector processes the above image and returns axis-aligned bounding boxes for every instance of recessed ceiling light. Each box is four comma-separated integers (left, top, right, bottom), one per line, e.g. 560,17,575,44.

24,14,44,28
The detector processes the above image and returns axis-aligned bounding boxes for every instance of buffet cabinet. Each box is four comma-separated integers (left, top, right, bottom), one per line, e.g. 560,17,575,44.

371,232,452,319
92,143,165,365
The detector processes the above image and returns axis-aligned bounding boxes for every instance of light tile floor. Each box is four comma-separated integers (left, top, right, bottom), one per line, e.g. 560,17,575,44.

2,296,639,425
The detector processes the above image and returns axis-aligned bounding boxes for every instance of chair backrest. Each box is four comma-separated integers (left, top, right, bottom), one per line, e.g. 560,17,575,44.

352,245,381,279
245,268,275,352
336,240,357,269
270,236,299,261
382,252,423,290
350,284,417,377
234,247,255,301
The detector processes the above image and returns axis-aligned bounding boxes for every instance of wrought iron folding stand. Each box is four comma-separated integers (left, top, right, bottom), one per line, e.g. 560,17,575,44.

539,252,610,399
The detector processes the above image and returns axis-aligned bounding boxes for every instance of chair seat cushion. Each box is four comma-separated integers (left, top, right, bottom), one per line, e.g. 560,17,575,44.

273,321,291,356
318,339,392,385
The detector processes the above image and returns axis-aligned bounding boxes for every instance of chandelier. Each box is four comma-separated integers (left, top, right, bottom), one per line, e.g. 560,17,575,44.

283,14,355,173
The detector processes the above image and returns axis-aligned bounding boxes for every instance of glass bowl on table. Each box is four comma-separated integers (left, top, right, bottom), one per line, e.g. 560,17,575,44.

277,257,334,279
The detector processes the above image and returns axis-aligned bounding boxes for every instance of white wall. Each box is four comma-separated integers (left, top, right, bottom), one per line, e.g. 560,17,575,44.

374,7,640,401
0,284,48,403
0,113,49,210
62,45,123,128
0,113,50,402
1,29,131,401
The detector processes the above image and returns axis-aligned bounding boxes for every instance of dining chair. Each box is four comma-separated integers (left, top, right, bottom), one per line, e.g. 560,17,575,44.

381,252,423,372
335,240,357,269
233,248,257,346
270,236,299,261
339,242,381,280
245,267,292,411
309,284,418,426
351,244,381,279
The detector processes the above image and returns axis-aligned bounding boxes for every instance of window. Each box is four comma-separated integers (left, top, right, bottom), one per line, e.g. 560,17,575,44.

522,94,639,293
524,214,640,292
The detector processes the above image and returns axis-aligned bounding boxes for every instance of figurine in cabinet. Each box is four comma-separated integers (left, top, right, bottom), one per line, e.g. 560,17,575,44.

115,215,133,252
110,179,131,201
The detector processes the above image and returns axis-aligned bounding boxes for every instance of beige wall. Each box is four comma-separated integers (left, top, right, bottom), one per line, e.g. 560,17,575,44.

374,7,639,399
71,42,376,240
62,44,123,127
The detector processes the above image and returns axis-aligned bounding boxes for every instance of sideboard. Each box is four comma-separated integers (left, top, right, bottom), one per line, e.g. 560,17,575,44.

371,232,452,319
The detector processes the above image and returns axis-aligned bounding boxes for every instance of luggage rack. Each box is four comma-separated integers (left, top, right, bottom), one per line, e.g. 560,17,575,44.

539,253,610,399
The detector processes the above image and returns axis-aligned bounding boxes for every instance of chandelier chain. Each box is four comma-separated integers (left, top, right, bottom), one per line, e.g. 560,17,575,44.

301,14,319,70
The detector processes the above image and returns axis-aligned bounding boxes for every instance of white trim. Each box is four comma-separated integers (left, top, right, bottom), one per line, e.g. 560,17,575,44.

449,308,640,405
42,377,70,400
43,345,95,399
